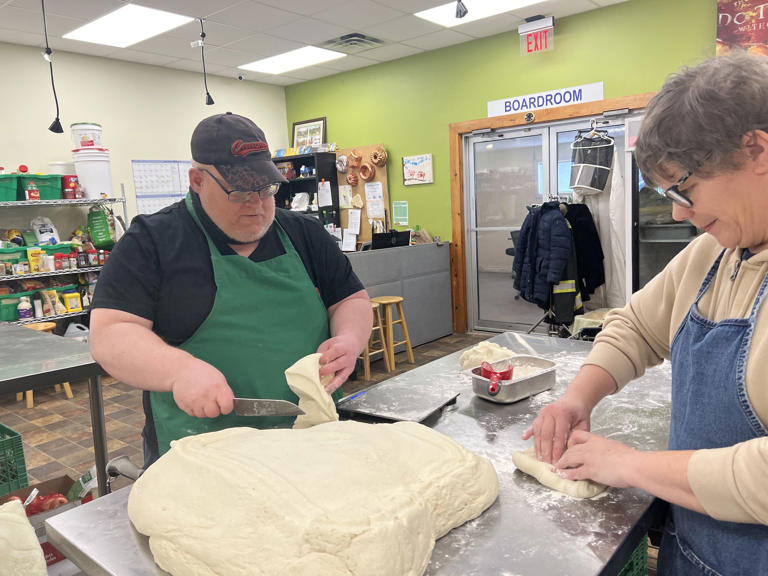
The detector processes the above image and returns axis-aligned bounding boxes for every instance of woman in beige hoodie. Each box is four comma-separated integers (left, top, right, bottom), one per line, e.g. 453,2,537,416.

526,52,768,575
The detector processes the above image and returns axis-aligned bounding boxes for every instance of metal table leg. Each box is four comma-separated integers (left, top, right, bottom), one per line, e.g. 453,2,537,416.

87,374,109,496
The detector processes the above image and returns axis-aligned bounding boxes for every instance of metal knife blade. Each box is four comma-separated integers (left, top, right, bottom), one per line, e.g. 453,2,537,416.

233,398,305,417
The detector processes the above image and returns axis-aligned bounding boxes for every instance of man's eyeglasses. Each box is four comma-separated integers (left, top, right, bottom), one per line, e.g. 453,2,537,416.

659,170,694,209
201,168,280,203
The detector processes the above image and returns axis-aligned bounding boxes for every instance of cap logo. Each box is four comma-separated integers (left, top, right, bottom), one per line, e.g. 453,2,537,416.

231,139,268,156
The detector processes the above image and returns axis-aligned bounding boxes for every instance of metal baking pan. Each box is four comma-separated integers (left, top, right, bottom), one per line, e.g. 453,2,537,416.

467,355,556,404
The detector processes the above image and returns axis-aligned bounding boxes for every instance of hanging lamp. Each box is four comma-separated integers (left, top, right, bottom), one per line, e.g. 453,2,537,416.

456,0,468,18
198,18,214,105
41,0,63,132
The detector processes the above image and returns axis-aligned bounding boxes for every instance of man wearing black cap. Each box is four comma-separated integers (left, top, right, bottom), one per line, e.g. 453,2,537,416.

90,112,372,466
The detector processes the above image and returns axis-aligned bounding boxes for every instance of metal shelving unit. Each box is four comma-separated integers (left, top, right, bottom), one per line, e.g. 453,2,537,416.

14,308,90,325
0,266,102,282
0,197,125,208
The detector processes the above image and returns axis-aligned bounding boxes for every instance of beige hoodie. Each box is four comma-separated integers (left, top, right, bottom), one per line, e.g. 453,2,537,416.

586,233,768,525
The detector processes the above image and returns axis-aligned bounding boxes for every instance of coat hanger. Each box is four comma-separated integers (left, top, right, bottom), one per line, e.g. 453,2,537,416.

571,119,614,149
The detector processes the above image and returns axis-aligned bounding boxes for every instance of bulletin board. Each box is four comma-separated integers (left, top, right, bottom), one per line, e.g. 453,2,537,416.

336,143,390,248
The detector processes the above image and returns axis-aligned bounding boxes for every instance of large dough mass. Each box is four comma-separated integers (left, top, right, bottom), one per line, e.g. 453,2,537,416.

0,499,47,576
128,354,498,575
458,341,515,370
512,447,606,499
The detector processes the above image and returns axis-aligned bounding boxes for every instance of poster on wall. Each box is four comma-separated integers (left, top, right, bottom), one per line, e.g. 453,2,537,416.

403,154,433,185
717,1,768,55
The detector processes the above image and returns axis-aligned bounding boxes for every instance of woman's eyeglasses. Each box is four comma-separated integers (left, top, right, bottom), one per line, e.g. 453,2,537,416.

202,168,280,203
658,170,694,209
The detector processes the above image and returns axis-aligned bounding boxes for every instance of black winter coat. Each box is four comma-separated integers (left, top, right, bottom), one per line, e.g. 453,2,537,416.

513,202,571,309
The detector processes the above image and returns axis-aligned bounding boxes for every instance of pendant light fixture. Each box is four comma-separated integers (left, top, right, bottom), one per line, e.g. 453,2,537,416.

41,0,63,133
456,0,468,18
197,18,214,105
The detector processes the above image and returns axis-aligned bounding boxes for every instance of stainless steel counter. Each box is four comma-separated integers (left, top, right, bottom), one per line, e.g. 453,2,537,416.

46,332,672,575
0,323,109,495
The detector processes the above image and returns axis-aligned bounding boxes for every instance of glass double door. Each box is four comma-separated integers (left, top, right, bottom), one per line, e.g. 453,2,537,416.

465,118,627,332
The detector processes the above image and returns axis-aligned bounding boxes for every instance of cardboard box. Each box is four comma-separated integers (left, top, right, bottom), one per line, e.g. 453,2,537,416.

0,475,83,575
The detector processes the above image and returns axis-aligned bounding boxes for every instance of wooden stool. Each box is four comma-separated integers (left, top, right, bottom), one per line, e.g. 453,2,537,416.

371,296,414,368
16,322,74,409
358,302,392,380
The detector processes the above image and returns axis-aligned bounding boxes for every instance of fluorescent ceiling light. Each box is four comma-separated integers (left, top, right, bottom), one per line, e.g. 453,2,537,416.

239,46,346,75
415,0,545,28
63,4,194,48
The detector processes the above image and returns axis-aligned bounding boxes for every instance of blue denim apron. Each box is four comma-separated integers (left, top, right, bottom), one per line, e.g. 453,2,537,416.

660,251,768,575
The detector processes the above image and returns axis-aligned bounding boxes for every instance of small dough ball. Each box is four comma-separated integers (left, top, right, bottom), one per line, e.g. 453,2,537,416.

512,447,606,499
459,341,516,370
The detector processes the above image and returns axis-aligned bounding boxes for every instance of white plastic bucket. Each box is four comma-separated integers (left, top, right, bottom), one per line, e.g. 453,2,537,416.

73,148,112,199
48,160,76,174
71,122,103,149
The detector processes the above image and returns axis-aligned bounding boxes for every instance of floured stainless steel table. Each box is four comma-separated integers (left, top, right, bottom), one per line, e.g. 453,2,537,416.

47,332,671,575
0,323,110,495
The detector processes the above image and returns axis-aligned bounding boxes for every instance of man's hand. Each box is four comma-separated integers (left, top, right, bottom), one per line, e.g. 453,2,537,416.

170,358,235,418
317,335,359,394
522,397,591,464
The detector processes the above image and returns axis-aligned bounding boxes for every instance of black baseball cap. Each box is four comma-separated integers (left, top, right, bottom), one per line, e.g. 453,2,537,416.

190,112,287,190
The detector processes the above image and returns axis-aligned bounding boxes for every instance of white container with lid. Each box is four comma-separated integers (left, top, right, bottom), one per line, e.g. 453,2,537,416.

48,160,76,174
73,147,112,199
71,122,103,149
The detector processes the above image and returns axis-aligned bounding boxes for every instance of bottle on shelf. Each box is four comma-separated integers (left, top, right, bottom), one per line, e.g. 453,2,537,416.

17,296,33,319
25,180,40,201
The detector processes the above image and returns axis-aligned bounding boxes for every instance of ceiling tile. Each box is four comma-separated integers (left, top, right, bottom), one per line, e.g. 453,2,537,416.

254,0,349,16
361,14,441,43
359,42,422,62
165,20,253,46
590,0,631,6
454,12,523,38
127,0,243,19
206,1,302,32
313,0,404,29
319,53,377,71
256,74,304,85
268,17,353,45
105,49,180,66
164,57,228,73
130,33,215,59
9,0,122,20
372,0,445,11
203,46,254,67
0,27,43,46
0,5,83,35
402,29,474,51
224,33,303,60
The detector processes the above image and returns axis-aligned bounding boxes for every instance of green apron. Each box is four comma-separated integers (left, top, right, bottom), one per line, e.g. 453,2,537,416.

150,193,337,456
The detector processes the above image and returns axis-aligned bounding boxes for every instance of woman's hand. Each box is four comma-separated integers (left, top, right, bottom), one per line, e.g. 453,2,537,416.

522,396,591,463
555,430,638,488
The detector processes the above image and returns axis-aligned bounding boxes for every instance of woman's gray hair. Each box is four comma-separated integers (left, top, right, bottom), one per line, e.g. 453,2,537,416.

635,52,768,186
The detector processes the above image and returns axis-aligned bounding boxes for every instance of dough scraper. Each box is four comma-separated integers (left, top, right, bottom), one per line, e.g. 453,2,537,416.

233,398,305,416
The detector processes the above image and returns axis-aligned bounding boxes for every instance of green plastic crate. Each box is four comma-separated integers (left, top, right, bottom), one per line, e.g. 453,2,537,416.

0,423,28,497
618,536,648,576
41,242,74,255
17,174,62,200
0,174,17,201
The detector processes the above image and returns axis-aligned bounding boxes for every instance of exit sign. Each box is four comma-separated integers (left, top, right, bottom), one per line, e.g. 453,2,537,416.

521,28,553,54
518,16,555,55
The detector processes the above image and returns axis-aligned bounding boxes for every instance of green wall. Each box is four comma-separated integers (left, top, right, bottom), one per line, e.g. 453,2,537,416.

285,0,715,242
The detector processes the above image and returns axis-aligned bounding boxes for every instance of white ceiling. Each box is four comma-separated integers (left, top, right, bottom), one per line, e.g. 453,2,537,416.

0,0,630,86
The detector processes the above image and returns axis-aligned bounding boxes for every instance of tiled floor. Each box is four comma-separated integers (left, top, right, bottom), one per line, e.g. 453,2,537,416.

0,331,489,489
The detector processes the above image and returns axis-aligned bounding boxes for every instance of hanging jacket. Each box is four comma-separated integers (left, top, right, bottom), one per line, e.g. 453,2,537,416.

513,201,571,309
550,220,584,324
564,203,605,296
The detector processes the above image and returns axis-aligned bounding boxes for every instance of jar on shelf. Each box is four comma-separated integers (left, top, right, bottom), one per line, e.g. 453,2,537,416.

87,249,98,266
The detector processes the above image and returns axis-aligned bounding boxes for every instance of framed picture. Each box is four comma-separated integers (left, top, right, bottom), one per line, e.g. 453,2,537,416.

292,117,326,148
402,153,433,185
